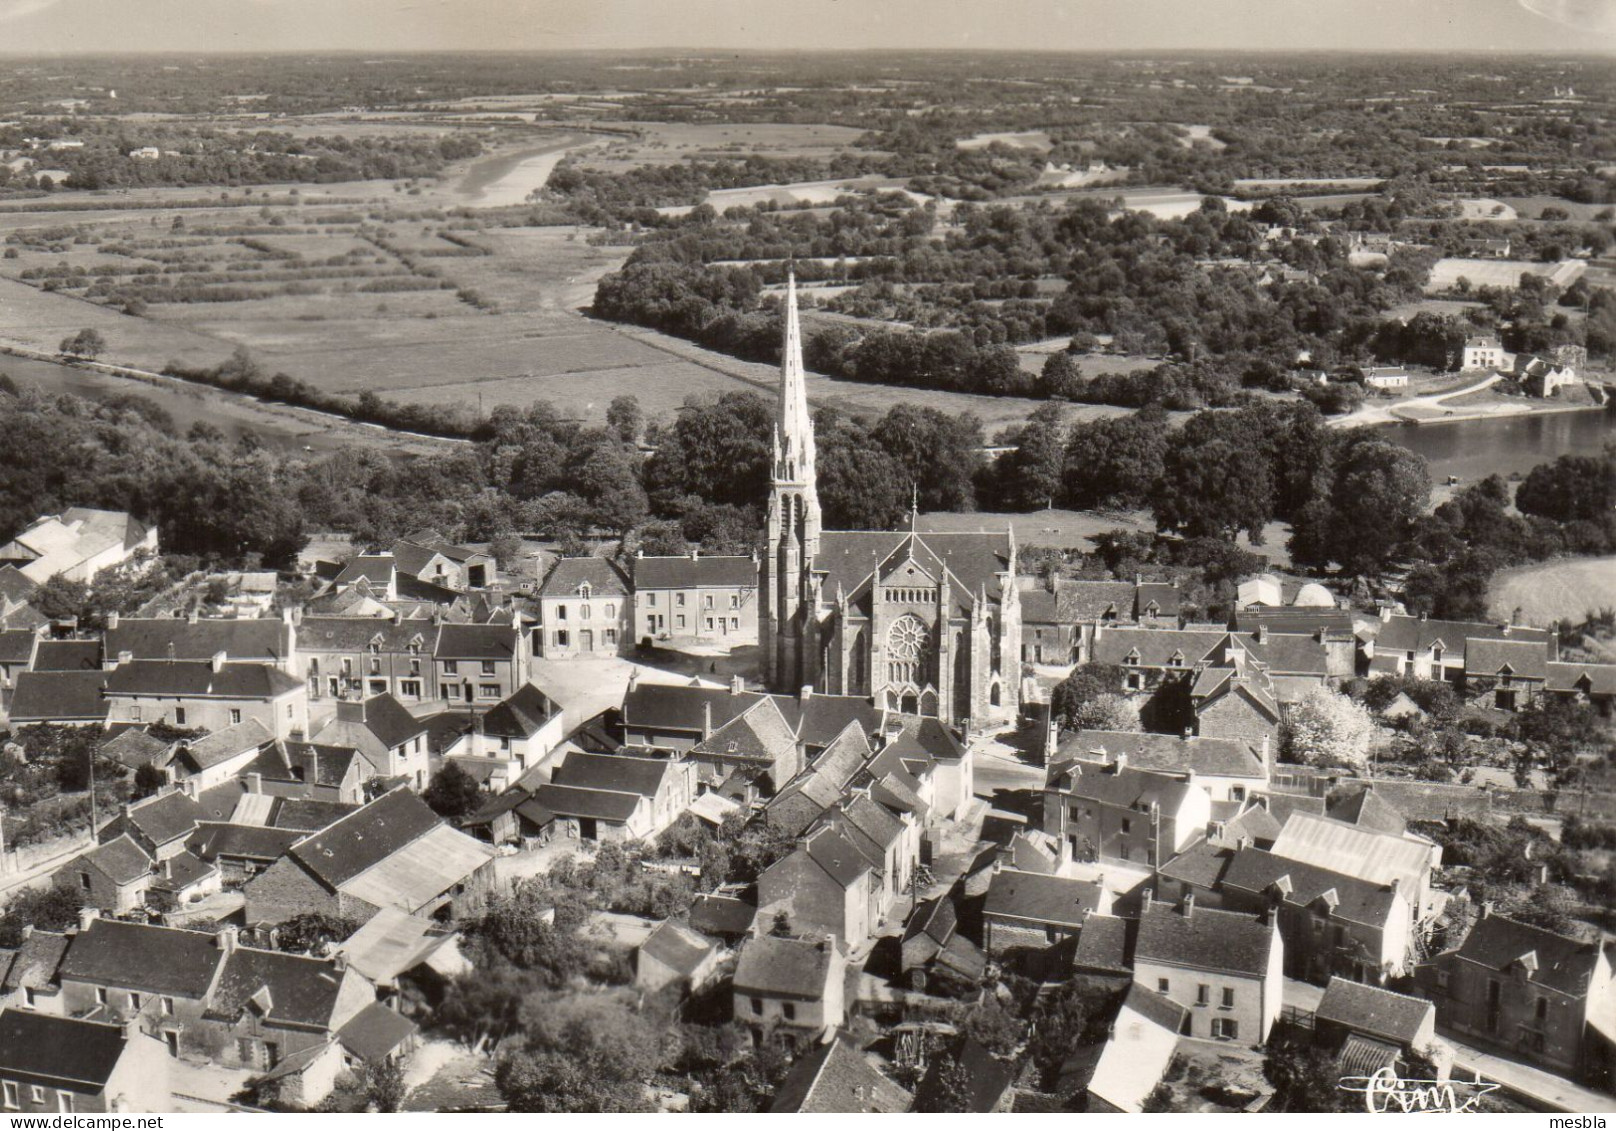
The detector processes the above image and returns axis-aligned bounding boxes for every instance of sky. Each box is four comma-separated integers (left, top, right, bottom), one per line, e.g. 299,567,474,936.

0,0,1613,54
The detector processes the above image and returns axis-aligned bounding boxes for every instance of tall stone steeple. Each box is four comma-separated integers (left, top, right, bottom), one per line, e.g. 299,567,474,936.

762,273,822,691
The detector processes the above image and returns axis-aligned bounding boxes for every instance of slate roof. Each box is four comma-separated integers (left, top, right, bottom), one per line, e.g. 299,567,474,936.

338,1001,419,1063
1072,914,1135,975
329,824,494,914
1054,579,1138,623
1450,913,1605,997
1091,627,1225,669
207,947,349,1028
795,824,875,888
1315,976,1433,1047
1325,786,1407,836
188,821,303,863
770,1034,912,1113
289,789,442,889
1158,839,1235,890
622,682,756,734
296,616,432,654
1135,582,1182,618
734,935,839,1000
0,628,38,664
633,554,758,590
0,1010,129,1091
181,718,274,771
639,919,717,976
881,715,966,765
1465,638,1550,680
480,683,560,738
1122,981,1190,1034
1234,608,1362,638
528,782,643,823
99,727,172,770
688,894,757,938
692,695,798,765
1135,899,1275,977
149,850,217,893
1,930,69,995
550,751,671,798
1048,760,1196,813
538,557,629,599
8,669,108,722
1374,615,1552,658
104,617,293,663
103,660,301,699
269,797,360,832
77,835,152,885
434,623,518,661
0,568,38,605
334,555,395,587
1058,729,1265,780
30,639,101,671
337,906,461,984
1234,632,1330,677
985,869,1109,929
1546,662,1616,696
275,741,363,788
59,920,224,998
315,694,428,756
1221,847,1402,928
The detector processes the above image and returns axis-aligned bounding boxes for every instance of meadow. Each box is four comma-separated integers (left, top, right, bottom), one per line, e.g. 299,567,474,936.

1488,556,1616,627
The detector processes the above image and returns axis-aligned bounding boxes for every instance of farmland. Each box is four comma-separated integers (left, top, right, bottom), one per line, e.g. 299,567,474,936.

1488,556,1616,627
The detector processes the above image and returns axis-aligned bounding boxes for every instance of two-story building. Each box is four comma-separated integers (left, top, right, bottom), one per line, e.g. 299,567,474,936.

433,623,531,707
982,867,1113,962
1132,894,1283,1044
0,1010,171,1114
1050,729,1269,804
295,616,436,706
732,935,846,1042
631,552,759,647
102,657,308,738
533,558,629,660
310,694,431,789
1418,908,1614,1082
1044,758,1211,870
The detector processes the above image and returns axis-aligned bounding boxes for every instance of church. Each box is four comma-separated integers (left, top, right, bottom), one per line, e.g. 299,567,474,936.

759,278,1022,727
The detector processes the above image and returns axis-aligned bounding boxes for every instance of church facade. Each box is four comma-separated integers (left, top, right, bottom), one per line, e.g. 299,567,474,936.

759,278,1022,727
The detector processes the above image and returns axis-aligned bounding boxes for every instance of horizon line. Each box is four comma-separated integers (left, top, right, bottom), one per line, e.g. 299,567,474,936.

0,45,1612,59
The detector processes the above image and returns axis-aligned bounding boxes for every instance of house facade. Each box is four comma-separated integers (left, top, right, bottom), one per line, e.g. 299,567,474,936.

632,552,759,647
1132,895,1284,1044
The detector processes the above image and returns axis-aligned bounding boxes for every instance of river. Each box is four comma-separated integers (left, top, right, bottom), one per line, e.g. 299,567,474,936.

453,133,599,207
1380,405,1615,483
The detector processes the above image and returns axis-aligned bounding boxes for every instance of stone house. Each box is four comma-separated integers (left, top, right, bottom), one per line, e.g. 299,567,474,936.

433,622,531,707
1132,894,1284,1044
732,935,846,1041
103,612,297,673
1313,977,1437,1067
242,789,496,927
1044,757,1211,870
200,939,374,1073
770,1033,913,1113
171,719,275,792
635,919,722,996
0,1010,172,1114
439,682,565,775
982,867,1113,961
310,694,431,790
758,825,878,949
1051,729,1269,804
529,750,697,842
295,615,437,706
631,551,759,647
1418,908,1615,1081
101,657,308,738
533,558,630,660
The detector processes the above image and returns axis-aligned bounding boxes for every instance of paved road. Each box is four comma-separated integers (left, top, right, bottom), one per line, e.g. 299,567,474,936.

1442,1030,1616,1112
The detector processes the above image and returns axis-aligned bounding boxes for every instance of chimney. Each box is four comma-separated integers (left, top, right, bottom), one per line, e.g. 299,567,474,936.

106,611,118,630
1181,727,1192,740
211,650,226,673
1418,611,1428,623
730,674,745,696
690,549,699,562
702,701,713,741
78,907,101,932
1479,901,1493,919
1140,889,1153,912
187,608,198,625
1112,751,1127,773
246,772,262,795
1256,624,1269,644
392,609,403,626
117,650,133,666
799,685,813,702
1180,893,1195,918
331,952,347,974
1379,605,1393,623
165,642,175,662
217,926,239,952
1512,606,1523,626
179,777,199,799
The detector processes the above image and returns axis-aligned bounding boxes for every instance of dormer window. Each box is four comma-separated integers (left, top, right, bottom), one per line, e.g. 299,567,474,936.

579,582,592,600
1124,650,1141,665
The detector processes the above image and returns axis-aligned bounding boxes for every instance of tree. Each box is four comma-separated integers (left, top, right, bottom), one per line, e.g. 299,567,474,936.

58,328,106,360
1282,686,1375,771
816,411,909,530
1063,692,1141,733
1026,981,1120,1089
1264,1033,1352,1113
423,761,484,820
915,1049,975,1112
1041,351,1084,400
132,761,167,799
361,1057,407,1113
1150,413,1275,541
1292,434,1429,576
496,994,662,1113
0,886,85,948
274,912,360,955
993,404,1066,511
1050,664,1129,732
606,395,643,444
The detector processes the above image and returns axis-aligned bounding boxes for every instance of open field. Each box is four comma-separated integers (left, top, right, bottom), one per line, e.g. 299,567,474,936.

920,507,1292,564
1488,556,1616,626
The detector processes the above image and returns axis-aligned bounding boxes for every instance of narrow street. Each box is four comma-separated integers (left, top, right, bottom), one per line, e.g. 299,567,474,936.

1442,1031,1616,1113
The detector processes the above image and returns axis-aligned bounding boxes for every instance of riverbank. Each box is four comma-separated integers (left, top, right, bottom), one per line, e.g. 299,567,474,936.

453,133,605,207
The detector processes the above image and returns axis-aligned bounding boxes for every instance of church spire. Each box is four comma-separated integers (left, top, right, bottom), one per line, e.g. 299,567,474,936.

777,271,815,485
